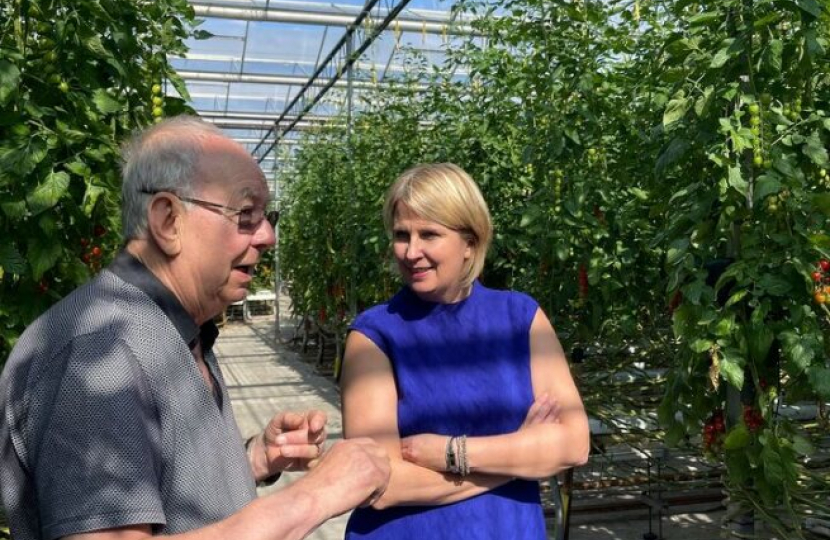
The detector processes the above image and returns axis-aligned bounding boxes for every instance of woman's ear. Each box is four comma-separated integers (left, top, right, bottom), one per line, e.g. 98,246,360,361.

146,193,184,256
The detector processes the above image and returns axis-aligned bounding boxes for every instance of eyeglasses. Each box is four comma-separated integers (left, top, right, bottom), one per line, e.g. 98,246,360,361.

140,189,279,233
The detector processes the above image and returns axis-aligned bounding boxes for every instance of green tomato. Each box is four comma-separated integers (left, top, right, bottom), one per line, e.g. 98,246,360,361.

748,104,760,115
59,81,69,93
152,96,163,106
753,155,763,167
760,93,772,106
152,107,163,117
151,84,162,95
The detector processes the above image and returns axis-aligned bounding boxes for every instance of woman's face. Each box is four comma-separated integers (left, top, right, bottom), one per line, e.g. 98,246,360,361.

392,203,473,304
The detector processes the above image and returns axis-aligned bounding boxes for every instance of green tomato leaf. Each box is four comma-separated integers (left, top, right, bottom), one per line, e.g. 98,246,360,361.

655,137,690,175
754,174,782,204
811,193,830,216
27,236,63,281
26,171,70,215
65,159,91,178
0,200,27,219
688,12,720,27
83,183,106,218
745,323,774,363
803,131,829,167
92,89,124,115
796,0,822,17
663,94,692,129
727,165,747,192
725,450,752,484
724,424,751,450
166,70,192,101
724,289,749,307
756,273,792,296
84,35,112,58
807,366,830,399
0,59,21,106
792,435,814,456
666,238,689,266
779,330,817,372
690,338,713,353
0,241,27,275
720,349,745,389
761,40,783,73
761,443,785,486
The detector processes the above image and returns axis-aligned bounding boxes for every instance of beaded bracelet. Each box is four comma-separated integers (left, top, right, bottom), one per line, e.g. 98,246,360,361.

445,435,470,476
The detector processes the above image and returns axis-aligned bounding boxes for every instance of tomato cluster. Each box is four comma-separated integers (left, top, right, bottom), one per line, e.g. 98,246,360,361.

812,259,830,304
151,83,164,122
552,169,564,214
747,101,770,170
743,405,764,432
79,225,108,273
703,410,725,452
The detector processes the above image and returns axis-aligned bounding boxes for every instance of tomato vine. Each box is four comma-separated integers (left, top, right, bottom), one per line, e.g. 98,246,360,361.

0,0,202,362
279,0,830,533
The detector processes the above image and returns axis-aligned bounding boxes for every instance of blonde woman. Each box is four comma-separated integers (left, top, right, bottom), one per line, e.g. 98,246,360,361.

340,163,590,539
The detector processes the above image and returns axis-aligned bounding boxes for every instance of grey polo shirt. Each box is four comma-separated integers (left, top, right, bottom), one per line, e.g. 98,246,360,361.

0,251,257,540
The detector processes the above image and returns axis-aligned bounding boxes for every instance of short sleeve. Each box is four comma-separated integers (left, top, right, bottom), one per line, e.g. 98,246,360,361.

350,308,393,359
509,291,540,333
33,333,166,540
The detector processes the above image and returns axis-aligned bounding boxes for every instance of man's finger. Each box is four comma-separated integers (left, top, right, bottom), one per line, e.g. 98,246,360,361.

307,410,328,433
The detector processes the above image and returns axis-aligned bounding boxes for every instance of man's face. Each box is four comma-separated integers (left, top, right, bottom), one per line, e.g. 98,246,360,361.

179,136,275,320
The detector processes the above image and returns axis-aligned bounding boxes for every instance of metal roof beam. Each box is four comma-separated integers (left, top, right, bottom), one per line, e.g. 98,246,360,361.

179,70,422,90
251,0,417,163
199,110,334,122
191,2,473,35
205,117,343,129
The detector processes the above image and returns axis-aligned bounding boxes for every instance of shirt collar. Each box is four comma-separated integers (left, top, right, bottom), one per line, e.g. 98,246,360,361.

109,250,219,351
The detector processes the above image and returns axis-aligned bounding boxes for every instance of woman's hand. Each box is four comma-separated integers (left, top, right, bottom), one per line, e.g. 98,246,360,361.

400,395,562,472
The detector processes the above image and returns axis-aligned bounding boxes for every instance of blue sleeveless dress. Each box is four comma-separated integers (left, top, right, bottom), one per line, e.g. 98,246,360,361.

344,281,546,540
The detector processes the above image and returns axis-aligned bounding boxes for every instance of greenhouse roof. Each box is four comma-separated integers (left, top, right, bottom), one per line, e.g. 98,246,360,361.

175,0,469,177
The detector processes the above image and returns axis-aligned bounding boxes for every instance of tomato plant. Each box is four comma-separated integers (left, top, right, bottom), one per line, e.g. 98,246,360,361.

279,0,830,534
0,0,204,363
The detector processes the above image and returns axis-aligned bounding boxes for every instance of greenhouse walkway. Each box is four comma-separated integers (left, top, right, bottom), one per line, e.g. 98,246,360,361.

214,293,726,540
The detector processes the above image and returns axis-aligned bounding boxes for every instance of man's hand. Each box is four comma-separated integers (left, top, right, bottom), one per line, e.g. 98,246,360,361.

300,438,390,517
520,393,560,429
250,410,328,479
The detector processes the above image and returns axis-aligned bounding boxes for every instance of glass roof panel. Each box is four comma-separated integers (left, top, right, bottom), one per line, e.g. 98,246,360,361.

178,0,467,175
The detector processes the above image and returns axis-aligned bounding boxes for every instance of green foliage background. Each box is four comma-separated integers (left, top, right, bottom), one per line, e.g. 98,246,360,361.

0,0,200,363
280,0,830,534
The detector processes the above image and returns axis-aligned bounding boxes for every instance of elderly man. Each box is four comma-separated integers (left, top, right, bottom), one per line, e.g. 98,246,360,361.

0,116,390,540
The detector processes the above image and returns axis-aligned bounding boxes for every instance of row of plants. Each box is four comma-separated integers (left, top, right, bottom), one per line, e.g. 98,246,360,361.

0,0,201,362
279,0,830,535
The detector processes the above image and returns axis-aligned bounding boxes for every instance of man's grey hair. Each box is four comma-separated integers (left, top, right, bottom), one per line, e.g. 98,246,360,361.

120,116,226,240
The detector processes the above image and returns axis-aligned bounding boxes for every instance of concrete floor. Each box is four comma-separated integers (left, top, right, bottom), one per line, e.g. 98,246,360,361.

214,299,730,540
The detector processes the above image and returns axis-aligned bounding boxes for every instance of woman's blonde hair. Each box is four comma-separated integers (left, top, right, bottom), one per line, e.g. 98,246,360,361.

383,163,493,288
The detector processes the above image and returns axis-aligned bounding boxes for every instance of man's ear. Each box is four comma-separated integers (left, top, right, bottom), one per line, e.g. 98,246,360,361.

146,193,184,256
